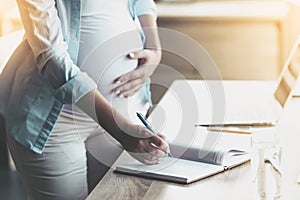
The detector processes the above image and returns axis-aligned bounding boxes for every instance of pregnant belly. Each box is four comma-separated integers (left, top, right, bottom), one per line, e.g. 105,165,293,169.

79,28,143,94
78,29,147,121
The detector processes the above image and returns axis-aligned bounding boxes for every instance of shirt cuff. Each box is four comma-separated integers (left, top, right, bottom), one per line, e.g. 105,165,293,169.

54,72,97,104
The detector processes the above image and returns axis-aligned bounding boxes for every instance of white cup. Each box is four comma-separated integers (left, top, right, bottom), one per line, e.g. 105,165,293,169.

251,127,282,199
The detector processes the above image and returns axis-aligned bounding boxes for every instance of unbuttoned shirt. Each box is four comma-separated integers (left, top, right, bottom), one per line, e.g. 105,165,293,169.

0,0,156,154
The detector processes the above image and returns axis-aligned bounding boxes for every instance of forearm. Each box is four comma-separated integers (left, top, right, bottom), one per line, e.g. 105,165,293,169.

138,15,161,52
76,88,170,164
76,89,132,143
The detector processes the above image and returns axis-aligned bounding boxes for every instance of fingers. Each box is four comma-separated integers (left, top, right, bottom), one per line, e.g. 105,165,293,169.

115,67,145,84
113,78,144,97
113,49,160,97
113,67,150,97
126,132,169,165
128,146,165,165
149,134,170,156
130,147,166,165
114,50,153,84
157,133,166,140
129,152,161,165
114,50,149,84
128,50,148,60
137,137,167,158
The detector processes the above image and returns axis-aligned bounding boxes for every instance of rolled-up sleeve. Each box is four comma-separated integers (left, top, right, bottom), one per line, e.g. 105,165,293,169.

44,52,97,103
16,0,96,104
134,0,157,18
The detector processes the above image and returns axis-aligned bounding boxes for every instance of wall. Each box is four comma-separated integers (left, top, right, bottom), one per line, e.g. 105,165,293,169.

0,1,22,36
151,1,300,104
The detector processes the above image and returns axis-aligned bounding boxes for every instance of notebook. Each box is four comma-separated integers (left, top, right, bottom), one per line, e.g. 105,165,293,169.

148,37,300,128
114,128,251,184
114,153,249,184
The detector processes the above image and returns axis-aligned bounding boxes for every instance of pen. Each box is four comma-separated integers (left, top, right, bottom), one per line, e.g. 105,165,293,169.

136,112,173,157
136,112,155,133
196,122,275,128
206,127,252,135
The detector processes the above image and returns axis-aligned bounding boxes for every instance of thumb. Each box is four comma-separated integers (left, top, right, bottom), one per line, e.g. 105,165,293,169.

128,50,147,59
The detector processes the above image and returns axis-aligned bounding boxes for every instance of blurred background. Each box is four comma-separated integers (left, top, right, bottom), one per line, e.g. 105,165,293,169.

1,0,300,199
152,0,300,103
1,0,300,101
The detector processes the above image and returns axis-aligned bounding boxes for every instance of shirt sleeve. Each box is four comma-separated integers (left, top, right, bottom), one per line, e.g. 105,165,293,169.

134,0,157,19
16,0,97,104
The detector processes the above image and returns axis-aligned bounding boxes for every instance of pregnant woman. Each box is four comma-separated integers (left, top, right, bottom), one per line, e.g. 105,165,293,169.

0,0,167,199
66,0,163,193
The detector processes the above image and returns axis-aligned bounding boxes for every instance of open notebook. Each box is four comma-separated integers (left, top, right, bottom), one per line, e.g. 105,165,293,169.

114,128,251,184
114,148,249,184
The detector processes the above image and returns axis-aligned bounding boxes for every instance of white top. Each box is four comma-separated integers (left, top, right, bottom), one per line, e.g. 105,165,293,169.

62,0,149,124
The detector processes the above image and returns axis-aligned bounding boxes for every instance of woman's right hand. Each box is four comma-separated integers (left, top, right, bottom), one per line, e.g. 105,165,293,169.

120,125,170,165
77,89,169,165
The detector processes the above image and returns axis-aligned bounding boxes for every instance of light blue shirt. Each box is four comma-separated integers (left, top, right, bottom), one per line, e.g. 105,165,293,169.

0,0,156,154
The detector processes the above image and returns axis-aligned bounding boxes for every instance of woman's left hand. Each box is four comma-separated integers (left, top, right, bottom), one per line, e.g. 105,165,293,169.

112,48,161,98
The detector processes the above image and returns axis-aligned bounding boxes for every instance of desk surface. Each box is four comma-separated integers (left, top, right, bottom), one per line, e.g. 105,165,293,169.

87,80,300,199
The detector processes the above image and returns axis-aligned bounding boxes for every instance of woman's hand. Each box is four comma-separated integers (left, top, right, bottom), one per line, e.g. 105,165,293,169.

112,48,161,98
120,125,169,165
77,89,168,165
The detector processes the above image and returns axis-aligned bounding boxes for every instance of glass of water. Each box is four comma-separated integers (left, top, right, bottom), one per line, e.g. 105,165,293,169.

251,127,282,199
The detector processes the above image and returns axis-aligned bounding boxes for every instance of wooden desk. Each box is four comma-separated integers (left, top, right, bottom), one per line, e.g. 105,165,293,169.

87,81,300,199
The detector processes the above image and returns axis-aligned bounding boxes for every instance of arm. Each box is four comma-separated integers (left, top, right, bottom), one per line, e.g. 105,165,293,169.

76,89,169,164
16,0,96,104
113,1,162,97
17,0,168,164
